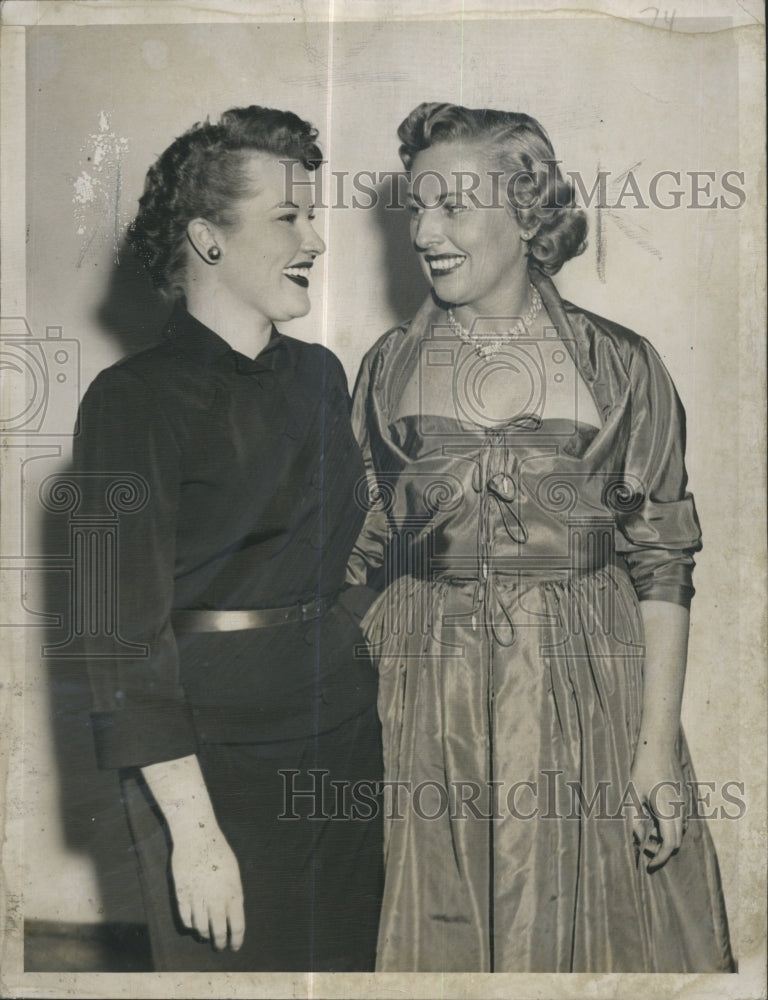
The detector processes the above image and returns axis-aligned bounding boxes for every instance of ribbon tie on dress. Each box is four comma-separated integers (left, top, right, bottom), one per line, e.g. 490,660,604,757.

470,420,535,645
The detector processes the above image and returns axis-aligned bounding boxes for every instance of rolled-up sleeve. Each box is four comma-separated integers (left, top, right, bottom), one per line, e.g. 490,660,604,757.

614,338,702,608
72,366,197,768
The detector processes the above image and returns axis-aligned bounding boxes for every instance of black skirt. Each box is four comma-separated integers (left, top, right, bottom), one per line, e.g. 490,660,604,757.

120,702,383,972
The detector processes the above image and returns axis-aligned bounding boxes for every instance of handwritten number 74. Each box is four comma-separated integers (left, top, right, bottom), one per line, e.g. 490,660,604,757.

640,7,676,30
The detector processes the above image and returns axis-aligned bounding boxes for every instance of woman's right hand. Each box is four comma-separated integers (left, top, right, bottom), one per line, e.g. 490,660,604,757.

170,824,245,951
140,754,245,951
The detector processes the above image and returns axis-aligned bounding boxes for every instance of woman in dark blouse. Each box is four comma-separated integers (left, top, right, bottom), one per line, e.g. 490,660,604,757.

348,102,733,972
74,106,382,971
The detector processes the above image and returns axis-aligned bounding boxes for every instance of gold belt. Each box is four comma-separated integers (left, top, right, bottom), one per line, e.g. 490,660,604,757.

173,596,330,633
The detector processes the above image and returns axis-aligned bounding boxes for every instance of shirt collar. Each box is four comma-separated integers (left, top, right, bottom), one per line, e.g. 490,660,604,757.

163,301,289,373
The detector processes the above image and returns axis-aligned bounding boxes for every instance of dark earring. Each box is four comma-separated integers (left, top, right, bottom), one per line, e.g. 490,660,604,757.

207,246,221,261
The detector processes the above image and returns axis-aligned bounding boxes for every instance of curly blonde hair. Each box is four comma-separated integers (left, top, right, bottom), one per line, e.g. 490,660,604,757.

397,102,587,275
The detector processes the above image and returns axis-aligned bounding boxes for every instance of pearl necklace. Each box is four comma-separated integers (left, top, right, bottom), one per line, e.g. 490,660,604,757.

446,285,543,358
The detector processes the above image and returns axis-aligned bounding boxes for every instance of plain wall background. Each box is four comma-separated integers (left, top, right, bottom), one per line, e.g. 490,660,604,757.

18,15,745,949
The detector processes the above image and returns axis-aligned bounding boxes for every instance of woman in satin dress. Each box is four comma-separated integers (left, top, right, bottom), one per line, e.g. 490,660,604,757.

347,102,733,973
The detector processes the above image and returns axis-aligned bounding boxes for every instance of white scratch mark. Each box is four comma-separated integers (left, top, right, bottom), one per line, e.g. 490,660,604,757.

73,111,131,267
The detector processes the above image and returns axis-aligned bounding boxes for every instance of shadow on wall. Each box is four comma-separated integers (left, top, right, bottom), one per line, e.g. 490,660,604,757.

92,237,171,359
40,465,147,935
372,178,425,327
36,242,170,949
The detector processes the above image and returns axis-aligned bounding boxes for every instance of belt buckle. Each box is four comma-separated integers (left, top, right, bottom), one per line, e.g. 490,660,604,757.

299,598,322,622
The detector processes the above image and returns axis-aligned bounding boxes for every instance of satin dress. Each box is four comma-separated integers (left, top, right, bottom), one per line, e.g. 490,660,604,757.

347,269,733,973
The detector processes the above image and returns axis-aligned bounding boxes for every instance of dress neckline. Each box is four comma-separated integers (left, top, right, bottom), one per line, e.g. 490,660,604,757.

382,271,611,435
388,413,601,435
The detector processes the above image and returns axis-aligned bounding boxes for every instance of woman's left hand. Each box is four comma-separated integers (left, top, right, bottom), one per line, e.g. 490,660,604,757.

629,741,687,872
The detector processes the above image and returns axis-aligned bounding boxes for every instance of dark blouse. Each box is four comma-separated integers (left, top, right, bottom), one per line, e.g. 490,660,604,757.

74,305,375,768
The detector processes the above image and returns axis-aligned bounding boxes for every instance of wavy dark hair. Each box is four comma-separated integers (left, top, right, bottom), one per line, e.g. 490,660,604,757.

397,102,586,275
128,105,323,296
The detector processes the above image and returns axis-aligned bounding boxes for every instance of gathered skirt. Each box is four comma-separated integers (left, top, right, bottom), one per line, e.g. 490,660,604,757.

363,567,734,972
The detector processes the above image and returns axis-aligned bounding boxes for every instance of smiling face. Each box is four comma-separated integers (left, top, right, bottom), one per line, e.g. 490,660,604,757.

211,153,325,326
408,141,528,317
